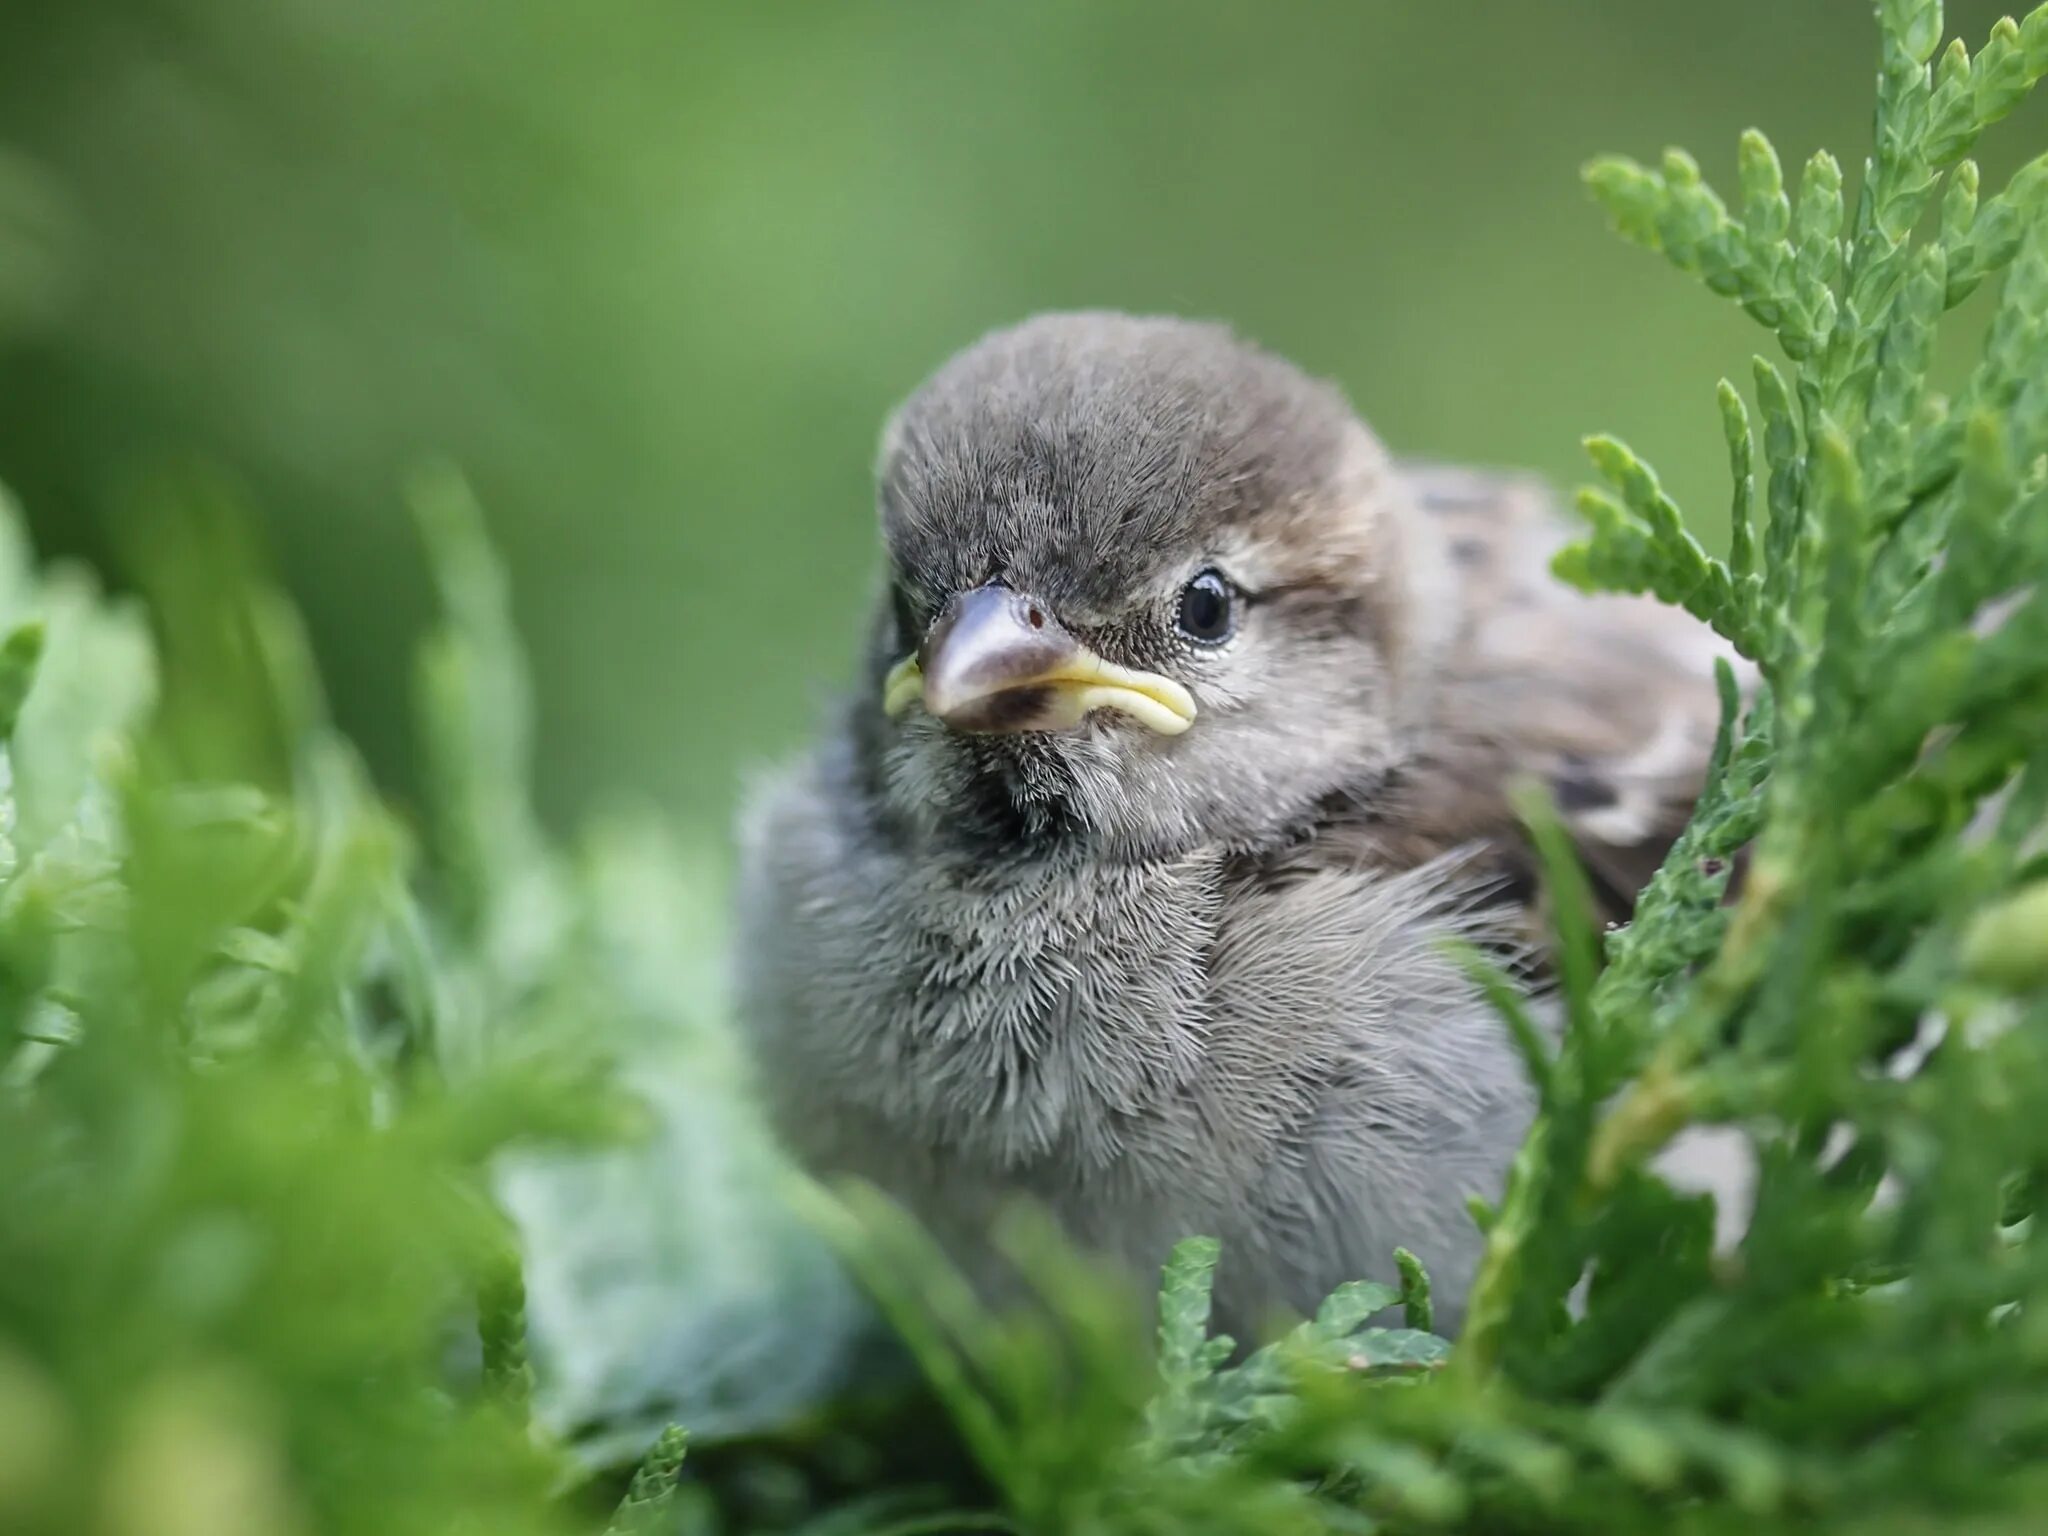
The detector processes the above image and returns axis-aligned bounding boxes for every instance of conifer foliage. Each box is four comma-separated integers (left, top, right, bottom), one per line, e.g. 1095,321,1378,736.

3,4,2047,1533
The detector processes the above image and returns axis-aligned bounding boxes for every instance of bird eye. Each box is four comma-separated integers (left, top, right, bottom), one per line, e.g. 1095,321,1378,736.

1175,568,1236,645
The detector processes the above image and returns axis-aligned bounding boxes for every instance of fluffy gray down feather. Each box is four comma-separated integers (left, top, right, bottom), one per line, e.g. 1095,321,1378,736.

734,312,1725,1340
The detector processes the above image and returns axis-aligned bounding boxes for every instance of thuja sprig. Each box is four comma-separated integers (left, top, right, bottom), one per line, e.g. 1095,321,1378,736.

480,1248,538,1423
1571,4,2048,656
1462,0,2048,1407
603,1425,689,1536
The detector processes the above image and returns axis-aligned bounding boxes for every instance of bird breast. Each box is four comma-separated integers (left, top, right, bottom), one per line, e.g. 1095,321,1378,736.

737,746,1237,1186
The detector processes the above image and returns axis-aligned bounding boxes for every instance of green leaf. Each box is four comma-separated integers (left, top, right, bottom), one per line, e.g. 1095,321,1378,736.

1753,355,1805,620
1447,937,1556,1105
1558,434,1761,657
1157,1236,1225,1385
1585,155,1666,249
1879,0,1943,67
1865,242,1947,490
1939,157,1980,257
1311,1279,1402,1337
1393,1248,1434,1335
1961,881,2048,990
1973,15,2037,127
1738,129,1790,248
1719,379,1758,588
479,1250,536,1423
0,620,43,743
1946,151,2048,305
1790,150,1845,351
1335,1328,1450,1373
410,460,558,958
603,1425,689,1536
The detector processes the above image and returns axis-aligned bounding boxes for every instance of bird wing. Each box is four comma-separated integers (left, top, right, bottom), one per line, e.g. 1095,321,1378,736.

1280,461,1732,927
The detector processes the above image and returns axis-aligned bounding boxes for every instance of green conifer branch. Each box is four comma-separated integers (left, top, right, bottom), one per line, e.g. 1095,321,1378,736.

603,1425,689,1536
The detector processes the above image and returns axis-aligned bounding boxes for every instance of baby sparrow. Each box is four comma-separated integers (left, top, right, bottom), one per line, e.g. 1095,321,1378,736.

736,313,1722,1338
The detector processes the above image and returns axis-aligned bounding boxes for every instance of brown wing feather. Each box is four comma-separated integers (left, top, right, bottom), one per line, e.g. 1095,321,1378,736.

1272,462,1730,927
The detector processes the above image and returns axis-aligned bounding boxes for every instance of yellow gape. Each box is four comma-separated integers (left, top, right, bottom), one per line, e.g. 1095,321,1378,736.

881,583,1195,737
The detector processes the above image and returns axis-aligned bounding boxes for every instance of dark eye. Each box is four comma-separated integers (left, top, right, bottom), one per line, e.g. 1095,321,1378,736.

1176,568,1236,645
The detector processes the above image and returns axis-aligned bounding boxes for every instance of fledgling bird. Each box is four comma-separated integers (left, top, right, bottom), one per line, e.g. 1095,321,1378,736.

735,312,1723,1339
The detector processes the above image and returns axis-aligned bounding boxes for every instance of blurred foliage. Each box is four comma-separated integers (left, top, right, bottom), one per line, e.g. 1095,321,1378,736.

0,1,2043,831
4,3,2048,1536
0,468,596,1536
0,465,852,1533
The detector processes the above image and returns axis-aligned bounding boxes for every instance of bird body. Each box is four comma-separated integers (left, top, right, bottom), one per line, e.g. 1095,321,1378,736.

735,313,1722,1338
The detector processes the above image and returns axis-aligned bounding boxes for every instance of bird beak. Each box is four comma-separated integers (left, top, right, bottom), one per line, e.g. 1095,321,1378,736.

882,583,1196,736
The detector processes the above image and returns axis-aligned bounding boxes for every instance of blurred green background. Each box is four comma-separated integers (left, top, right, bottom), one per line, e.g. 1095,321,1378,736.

0,0,2040,836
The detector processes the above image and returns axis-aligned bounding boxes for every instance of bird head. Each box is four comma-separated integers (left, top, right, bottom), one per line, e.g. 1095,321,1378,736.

860,312,1455,859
